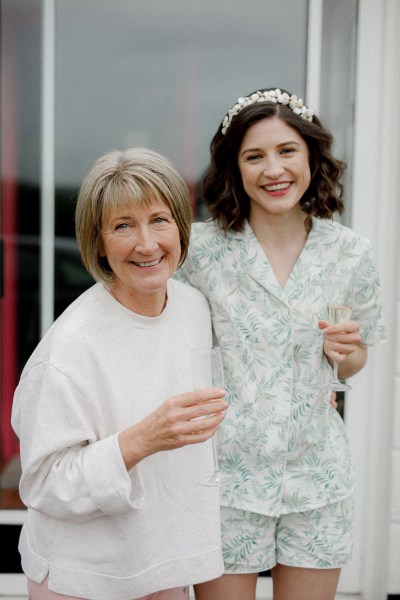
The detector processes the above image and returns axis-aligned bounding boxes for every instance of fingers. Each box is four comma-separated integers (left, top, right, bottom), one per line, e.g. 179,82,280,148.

319,319,360,335
329,392,338,409
324,340,360,362
186,410,226,440
320,319,362,363
158,405,226,450
324,329,362,351
150,390,228,449
176,388,227,408
169,389,227,421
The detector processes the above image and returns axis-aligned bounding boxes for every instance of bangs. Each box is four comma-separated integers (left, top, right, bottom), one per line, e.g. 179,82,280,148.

100,175,169,223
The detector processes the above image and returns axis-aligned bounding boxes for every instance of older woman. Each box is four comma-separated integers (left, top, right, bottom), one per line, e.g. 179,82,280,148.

12,147,227,600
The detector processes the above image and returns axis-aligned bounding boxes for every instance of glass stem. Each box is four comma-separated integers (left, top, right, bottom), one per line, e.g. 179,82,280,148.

333,360,340,382
211,435,220,475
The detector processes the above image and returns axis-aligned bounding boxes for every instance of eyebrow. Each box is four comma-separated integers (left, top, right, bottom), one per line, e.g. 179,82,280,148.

109,207,171,222
240,141,301,158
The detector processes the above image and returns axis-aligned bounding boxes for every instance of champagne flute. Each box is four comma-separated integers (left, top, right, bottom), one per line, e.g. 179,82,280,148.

325,303,353,391
190,346,224,486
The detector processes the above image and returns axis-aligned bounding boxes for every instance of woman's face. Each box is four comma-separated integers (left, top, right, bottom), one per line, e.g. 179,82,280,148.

237,116,311,221
101,198,181,315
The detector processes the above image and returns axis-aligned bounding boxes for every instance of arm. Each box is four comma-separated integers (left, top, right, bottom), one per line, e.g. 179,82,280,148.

13,363,227,521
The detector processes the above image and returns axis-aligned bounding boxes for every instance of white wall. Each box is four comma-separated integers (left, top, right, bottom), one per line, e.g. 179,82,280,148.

389,286,400,594
348,0,400,598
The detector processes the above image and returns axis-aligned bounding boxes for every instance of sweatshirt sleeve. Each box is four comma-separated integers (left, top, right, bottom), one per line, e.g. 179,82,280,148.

12,362,145,522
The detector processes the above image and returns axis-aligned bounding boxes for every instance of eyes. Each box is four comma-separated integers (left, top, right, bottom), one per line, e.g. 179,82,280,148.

244,146,297,162
113,216,170,233
115,216,168,230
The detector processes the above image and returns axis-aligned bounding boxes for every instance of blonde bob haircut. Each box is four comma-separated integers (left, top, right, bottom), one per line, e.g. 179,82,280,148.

75,147,192,285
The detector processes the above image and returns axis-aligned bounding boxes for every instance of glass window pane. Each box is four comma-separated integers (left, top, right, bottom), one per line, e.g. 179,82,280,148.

320,0,358,225
1,0,42,512
54,0,308,228
1,0,309,514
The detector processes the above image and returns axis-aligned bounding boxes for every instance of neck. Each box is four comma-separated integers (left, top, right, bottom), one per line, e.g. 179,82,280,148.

109,284,168,317
249,209,308,248
248,209,310,288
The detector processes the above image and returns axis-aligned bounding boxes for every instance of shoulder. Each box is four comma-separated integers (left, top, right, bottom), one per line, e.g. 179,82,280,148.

191,220,223,242
168,279,212,333
52,283,108,334
312,218,372,249
169,277,209,309
189,220,239,258
21,284,106,371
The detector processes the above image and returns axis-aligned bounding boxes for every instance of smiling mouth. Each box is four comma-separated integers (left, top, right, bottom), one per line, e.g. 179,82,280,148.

264,182,291,192
132,257,163,267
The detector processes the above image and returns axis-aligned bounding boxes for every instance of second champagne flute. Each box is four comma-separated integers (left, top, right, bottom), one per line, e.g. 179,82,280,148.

190,346,224,486
325,303,352,391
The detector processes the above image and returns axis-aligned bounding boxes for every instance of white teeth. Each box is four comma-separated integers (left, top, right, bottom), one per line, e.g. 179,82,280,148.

134,258,162,267
265,182,290,191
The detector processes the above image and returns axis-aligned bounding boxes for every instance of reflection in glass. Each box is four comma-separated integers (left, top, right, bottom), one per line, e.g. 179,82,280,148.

1,0,310,511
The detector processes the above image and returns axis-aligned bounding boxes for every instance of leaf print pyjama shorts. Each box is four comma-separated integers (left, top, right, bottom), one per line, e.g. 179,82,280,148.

220,496,354,572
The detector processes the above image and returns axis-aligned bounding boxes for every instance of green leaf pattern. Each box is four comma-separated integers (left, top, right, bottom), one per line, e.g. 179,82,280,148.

221,497,354,569
176,218,386,516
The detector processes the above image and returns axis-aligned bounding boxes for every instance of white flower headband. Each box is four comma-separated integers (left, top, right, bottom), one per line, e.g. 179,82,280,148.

221,88,314,135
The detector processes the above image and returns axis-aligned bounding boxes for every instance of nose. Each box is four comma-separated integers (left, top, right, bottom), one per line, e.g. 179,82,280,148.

134,225,158,254
262,156,285,179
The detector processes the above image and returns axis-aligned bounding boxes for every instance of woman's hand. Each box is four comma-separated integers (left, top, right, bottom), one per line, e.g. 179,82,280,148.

118,389,228,470
318,319,367,381
318,319,361,363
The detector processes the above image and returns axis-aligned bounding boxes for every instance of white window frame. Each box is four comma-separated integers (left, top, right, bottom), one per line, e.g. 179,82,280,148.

3,2,399,599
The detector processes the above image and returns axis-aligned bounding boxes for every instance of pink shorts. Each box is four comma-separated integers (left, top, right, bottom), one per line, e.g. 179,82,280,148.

27,576,190,600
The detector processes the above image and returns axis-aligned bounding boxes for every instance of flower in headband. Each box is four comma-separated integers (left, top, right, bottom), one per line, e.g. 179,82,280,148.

221,88,314,135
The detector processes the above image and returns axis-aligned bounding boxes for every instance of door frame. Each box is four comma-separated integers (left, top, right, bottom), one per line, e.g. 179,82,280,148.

2,2,398,599
307,1,399,598
343,1,399,599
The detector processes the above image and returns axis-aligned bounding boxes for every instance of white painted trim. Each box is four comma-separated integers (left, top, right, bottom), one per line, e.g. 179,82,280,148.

40,0,55,336
305,0,323,113
0,510,25,525
0,573,27,596
346,0,400,599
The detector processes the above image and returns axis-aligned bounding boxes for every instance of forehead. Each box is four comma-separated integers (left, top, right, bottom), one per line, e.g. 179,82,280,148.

102,194,170,221
240,116,305,147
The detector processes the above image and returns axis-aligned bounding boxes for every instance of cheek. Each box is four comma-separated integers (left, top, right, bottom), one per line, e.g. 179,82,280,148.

168,227,181,249
238,164,248,181
238,167,253,192
170,237,183,265
299,158,311,187
103,237,128,260
173,237,183,257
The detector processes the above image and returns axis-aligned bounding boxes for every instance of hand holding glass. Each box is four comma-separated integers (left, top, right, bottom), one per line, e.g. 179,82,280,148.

190,346,224,486
325,304,353,391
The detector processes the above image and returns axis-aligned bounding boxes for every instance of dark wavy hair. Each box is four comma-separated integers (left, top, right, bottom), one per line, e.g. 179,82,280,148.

202,87,346,232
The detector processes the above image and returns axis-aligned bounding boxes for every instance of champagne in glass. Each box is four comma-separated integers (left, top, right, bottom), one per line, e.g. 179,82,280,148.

326,303,352,391
191,346,224,486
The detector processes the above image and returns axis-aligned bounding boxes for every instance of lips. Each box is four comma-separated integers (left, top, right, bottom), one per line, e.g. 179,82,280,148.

132,257,163,267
